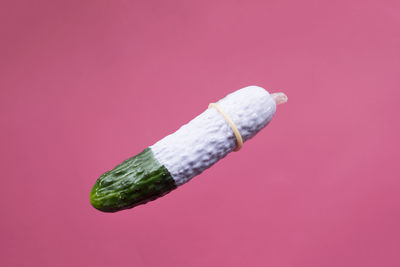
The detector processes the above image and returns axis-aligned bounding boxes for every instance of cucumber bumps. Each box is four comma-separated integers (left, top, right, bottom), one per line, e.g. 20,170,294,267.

90,148,176,212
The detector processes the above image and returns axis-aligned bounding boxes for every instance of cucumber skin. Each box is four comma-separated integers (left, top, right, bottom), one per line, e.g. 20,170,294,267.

90,148,177,212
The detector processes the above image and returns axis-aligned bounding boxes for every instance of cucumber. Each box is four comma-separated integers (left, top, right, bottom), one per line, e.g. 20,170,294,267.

90,86,282,212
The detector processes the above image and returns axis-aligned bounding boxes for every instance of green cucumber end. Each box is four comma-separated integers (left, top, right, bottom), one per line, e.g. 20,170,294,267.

90,148,177,212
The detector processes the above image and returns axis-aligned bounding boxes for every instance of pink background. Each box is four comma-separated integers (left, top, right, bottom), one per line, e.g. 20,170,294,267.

1,0,399,266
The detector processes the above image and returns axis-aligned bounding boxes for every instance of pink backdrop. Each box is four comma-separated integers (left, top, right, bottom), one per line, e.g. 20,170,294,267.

1,0,400,266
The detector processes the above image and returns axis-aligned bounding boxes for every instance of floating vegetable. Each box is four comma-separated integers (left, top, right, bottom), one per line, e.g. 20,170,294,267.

90,86,287,212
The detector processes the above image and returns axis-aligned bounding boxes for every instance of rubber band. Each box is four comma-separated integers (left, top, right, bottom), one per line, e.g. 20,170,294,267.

208,103,243,151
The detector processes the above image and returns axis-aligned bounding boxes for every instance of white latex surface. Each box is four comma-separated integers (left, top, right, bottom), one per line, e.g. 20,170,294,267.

150,86,276,186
